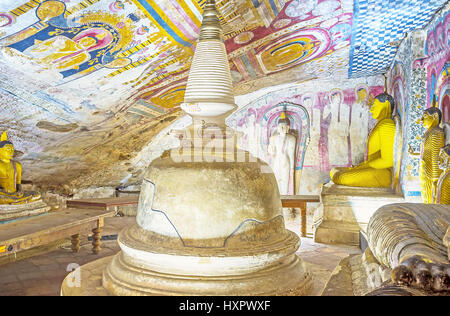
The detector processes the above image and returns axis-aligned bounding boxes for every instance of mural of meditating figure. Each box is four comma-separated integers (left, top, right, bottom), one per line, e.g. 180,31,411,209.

330,93,396,188
0,132,40,204
23,29,113,72
408,105,445,204
268,112,297,195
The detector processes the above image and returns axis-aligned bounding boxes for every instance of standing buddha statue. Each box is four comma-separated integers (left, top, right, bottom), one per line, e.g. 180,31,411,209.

330,93,396,188
268,112,297,195
409,106,445,204
0,132,40,204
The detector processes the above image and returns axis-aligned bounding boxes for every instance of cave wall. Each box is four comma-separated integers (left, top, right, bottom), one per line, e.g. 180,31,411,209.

228,75,385,195
386,3,449,199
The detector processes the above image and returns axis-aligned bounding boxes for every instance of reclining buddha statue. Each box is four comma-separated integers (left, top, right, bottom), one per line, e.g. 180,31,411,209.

409,106,445,203
330,93,395,188
366,202,450,294
0,132,41,205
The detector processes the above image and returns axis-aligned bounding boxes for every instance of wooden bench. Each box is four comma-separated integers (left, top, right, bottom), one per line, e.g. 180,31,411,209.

66,196,139,212
0,208,115,257
281,195,320,237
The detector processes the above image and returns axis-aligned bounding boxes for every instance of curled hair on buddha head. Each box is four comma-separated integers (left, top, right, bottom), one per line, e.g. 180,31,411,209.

374,93,395,115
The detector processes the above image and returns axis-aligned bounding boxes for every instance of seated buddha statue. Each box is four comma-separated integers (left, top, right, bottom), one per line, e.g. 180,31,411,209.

437,144,450,205
0,132,40,204
409,106,445,204
330,93,395,188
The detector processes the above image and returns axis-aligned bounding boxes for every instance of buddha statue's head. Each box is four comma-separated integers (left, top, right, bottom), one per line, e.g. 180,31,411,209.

370,93,394,120
421,107,442,129
0,132,14,162
277,112,290,135
438,144,450,171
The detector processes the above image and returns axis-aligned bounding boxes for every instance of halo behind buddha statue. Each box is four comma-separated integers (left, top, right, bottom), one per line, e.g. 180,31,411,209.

0,132,50,222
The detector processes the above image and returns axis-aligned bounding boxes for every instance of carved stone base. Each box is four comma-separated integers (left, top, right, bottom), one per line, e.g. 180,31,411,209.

0,200,50,222
314,183,404,246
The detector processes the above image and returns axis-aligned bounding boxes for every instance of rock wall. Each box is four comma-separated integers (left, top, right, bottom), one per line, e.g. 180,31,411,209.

228,76,384,195
386,3,449,199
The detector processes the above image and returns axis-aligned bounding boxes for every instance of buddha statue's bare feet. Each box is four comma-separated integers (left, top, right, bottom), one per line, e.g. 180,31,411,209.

391,256,450,292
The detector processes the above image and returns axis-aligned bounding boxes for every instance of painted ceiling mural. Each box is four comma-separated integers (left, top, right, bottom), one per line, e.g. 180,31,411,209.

0,0,446,189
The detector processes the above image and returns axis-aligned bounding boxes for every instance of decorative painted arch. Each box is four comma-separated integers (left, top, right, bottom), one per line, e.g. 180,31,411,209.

260,102,310,171
437,62,449,120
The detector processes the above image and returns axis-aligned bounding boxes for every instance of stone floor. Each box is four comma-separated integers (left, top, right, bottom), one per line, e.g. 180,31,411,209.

0,215,361,296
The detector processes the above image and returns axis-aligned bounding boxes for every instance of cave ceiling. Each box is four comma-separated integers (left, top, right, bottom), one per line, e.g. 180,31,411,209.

0,0,446,189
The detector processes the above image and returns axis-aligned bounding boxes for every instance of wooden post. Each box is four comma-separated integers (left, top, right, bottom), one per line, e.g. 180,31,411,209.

280,195,319,238
92,218,104,254
71,234,80,253
299,202,307,238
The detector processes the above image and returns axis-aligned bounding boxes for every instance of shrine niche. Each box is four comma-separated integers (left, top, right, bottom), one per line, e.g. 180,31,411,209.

264,103,309,195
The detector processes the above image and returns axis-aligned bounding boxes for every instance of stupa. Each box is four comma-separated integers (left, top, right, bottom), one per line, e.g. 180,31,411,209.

61,0,312,296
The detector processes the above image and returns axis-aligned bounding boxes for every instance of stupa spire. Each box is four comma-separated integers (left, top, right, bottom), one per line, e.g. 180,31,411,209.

181,0,236,120
199,0,222,41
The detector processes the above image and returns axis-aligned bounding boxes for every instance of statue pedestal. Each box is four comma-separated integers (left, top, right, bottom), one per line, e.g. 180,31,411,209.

313,183,404,246
0,199,50,222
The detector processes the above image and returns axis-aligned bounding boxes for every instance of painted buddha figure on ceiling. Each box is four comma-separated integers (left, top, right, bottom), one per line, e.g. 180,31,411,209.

23,29,112,72
0,132,40,204
330,93,395,188
409,105,445,204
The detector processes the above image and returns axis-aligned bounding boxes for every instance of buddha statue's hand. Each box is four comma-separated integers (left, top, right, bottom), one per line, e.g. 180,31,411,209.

353,160,369,168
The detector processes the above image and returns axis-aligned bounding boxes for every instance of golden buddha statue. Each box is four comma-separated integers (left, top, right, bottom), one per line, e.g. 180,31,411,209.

330,93,396,188
409,106,445,204
0,132,40,204
436,144,450,205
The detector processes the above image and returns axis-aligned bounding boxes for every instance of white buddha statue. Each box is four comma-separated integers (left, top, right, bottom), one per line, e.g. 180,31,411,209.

268,112,297,195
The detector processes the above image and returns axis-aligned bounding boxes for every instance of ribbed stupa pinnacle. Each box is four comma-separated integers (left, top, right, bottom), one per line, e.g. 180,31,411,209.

199,0,222,41
181,0,236,118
